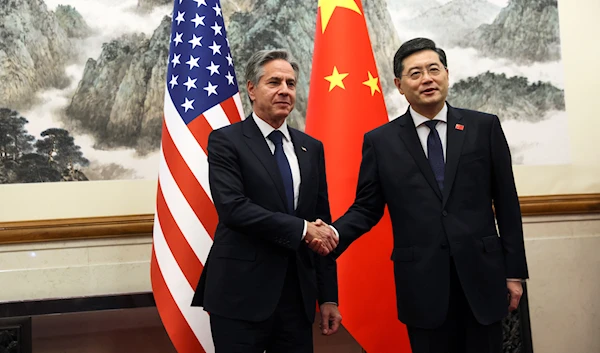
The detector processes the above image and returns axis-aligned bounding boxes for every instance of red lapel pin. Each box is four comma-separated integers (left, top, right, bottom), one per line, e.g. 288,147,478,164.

455,123,464,131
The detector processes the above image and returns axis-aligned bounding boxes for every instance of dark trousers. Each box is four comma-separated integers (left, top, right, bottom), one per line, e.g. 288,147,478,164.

407,258,503,353
210,256,312,353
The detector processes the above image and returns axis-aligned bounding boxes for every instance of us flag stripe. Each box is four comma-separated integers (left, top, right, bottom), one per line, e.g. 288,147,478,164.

151,0,244,351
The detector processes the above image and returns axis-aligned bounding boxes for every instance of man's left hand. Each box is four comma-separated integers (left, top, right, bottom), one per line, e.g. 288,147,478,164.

507,281,523,312
319,303,342,336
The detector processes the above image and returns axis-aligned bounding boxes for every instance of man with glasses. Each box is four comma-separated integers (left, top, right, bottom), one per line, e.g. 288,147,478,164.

323,37,529,352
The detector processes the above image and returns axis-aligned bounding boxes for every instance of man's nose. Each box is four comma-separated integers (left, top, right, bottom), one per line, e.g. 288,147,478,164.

278,83,290,94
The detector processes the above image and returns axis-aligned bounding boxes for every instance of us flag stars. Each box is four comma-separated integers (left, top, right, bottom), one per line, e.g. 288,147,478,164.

166,0,238,123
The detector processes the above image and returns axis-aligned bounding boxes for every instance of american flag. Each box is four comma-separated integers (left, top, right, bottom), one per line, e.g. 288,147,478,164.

150,0,244,351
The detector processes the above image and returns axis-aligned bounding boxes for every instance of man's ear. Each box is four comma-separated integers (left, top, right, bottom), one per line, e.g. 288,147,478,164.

247,81,255,102
394,77,405,95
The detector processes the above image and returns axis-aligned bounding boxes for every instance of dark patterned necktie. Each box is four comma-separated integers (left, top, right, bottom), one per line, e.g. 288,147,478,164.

268,130,294,213
423,120,445,191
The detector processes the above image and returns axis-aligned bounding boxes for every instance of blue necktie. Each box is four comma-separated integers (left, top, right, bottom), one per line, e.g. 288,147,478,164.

424,120,445,191
268,130,294,214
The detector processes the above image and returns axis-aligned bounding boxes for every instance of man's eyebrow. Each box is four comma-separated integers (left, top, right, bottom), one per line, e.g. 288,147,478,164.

407,63,441,71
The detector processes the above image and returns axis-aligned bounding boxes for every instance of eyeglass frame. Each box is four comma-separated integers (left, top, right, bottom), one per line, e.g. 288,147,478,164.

400,64,446,81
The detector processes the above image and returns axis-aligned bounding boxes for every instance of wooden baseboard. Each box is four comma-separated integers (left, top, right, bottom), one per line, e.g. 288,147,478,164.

519,193,600,215
0,214,153,245
0,194,598,245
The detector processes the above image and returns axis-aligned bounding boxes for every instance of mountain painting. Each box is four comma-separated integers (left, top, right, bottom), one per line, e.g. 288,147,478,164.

388,0,568,166
0,0,568,184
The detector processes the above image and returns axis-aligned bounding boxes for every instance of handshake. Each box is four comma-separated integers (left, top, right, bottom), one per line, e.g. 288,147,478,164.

305,219,338,256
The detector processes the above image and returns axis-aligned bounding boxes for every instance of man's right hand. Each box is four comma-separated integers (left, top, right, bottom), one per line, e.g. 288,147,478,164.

305,221,338,256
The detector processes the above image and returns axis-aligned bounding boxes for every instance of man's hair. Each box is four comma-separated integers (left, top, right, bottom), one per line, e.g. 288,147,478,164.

245,49,300,86
393,38,448,78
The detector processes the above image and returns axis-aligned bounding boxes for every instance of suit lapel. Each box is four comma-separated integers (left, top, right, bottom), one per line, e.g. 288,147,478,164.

397,111,443,200
242,116,288,210
442,105,466,207
289,128,310,215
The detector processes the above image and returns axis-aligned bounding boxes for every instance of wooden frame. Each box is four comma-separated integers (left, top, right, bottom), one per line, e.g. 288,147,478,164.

0,194,598,245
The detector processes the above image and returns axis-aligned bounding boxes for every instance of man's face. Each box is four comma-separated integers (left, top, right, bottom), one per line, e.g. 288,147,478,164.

394,50,449,114
247,59,296,125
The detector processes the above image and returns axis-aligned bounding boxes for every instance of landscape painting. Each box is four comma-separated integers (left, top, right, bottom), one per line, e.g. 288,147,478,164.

0,0,567,184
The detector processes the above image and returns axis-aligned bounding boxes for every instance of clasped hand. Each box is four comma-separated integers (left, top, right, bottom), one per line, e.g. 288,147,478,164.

305,219,338,256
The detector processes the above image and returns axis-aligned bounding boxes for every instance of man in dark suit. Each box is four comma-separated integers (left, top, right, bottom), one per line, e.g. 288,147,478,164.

191,49,342,353
324,38,529,352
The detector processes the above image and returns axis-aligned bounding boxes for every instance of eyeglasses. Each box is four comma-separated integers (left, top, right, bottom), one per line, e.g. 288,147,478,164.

402,66,444,81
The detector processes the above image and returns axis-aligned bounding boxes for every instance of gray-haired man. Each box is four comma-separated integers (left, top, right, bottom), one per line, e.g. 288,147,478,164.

192,49,341,353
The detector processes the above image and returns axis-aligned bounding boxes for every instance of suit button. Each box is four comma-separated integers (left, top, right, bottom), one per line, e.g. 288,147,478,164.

442,210,448,216
441,243,448,249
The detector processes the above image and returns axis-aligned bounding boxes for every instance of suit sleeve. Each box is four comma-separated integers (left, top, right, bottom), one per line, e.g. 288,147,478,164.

313,141,338,304
333,133,386,256
207,129,304,250
490,115,529,279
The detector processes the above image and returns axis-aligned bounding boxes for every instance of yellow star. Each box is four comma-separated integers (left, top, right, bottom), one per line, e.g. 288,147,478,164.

362,71,381,96
318,0,362,33
324,66,349,92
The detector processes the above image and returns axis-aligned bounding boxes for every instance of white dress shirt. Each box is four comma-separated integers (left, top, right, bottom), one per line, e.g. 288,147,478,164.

411,103,448,160
252,113,307,238
252,113,301,209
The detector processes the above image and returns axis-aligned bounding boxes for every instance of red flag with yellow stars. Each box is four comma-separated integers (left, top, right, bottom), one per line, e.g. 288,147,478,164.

305,0,411,352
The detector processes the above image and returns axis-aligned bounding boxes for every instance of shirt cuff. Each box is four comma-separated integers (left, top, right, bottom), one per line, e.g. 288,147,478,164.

301,220,307,240
321,301,338,306
507,278,525,282
329,225,339,240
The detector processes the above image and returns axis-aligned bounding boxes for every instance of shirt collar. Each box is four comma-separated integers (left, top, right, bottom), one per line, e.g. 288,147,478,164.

252,112,291,142
410,103,448,128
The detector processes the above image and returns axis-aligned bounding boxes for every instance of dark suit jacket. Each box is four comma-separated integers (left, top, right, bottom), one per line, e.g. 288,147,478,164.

333,104,528,329
191,115,338,323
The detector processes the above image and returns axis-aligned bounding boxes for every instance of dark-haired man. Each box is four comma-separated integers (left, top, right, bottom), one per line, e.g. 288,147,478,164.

328,38,529,352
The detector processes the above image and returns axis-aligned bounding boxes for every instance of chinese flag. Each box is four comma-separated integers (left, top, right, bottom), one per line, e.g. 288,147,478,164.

305,0,411,352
